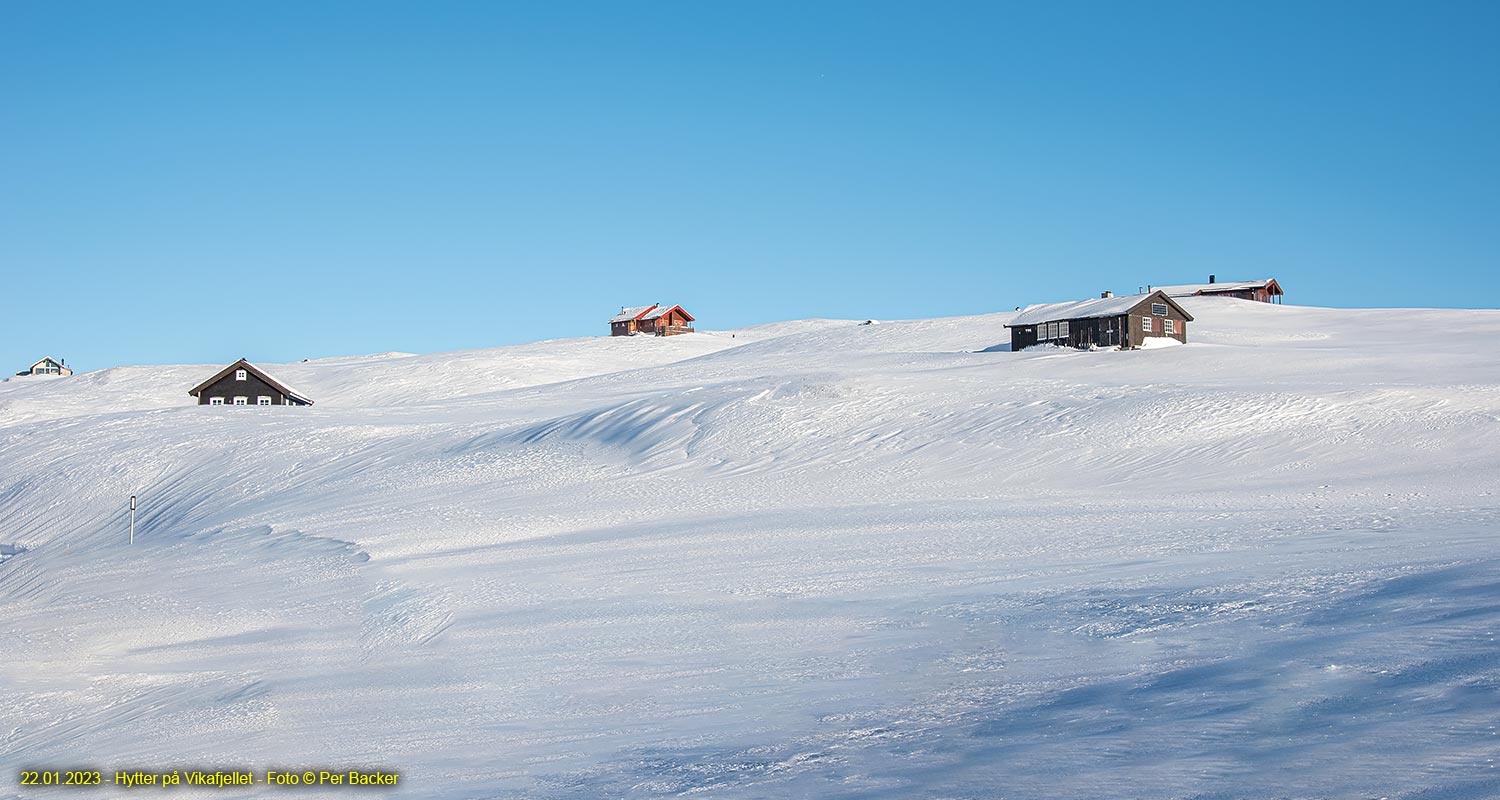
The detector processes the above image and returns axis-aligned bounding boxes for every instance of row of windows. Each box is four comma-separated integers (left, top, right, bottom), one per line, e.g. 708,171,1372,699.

1141,317,1178,333
1036,320,1070,340
209,396,274,406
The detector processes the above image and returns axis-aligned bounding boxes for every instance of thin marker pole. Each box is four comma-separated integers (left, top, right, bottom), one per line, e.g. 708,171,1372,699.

129,495,136,545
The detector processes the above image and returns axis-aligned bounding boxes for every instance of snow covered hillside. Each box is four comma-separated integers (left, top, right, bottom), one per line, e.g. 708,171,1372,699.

3,299,1499,799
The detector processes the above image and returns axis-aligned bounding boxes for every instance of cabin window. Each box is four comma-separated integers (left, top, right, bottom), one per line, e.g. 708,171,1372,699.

1058,320,1069,338
1142,317,1153,332
1164,319,1176,334
210,397,224,406
258,396,272,406
233,397,247,405
235,369,247,381
1151,303,1168,316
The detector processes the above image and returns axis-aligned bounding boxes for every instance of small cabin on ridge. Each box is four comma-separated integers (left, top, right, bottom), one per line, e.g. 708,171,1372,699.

188,359,313,406
609,304,696,336
1157,276,1284,303
16,357,72,377
1005,290,1193,352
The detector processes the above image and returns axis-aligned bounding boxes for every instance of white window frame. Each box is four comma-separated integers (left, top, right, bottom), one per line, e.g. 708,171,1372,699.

1142,316,1153,332
209,397,224,406
1058,320,1069,338
258,396,272,406
1164,318,1176,334
233,396,248,406
235,369,247,381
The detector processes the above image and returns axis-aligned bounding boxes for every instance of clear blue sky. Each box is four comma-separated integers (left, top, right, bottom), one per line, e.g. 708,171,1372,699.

3,1,1497,371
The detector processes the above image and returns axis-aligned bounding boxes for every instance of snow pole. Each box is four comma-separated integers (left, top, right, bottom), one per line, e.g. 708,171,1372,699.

129,495,136,545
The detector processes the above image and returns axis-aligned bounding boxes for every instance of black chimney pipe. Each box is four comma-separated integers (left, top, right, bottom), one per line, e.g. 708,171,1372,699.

1209,274,1216,284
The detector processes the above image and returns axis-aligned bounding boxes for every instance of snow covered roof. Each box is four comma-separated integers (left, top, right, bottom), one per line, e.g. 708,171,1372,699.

640,304,693,322
610,305,657,323
1155,278,1281,296
188,359,314,405
1006,291,1192,327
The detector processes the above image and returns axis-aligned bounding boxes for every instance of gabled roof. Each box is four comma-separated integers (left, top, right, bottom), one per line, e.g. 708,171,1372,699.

610,305,657,323
1156,278,1282,297
1005,291,1193,327
28,357,64,369
640,304,694,322
188,359,314,405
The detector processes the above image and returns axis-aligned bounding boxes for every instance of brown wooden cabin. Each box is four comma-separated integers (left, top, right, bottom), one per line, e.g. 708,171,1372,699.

188,359,313,406
1005,290,1193,352
16,356,72,377
1158,276,1284,303
609,304,696,336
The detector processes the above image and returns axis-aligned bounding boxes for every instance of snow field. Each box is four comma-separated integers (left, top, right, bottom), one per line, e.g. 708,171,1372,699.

3,298,1499,798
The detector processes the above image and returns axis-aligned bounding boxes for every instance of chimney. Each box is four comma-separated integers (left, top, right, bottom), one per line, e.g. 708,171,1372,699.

1101,291,1114,299
1209,274,1216,284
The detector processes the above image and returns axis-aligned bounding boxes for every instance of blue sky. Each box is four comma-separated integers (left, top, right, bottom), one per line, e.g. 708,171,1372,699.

3,1,1497,370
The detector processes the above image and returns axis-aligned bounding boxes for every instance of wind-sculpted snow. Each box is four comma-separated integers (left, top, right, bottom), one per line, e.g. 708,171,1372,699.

2,301,1499,798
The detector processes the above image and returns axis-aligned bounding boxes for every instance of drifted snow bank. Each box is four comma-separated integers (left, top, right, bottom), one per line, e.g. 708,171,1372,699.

1137,335,1184,348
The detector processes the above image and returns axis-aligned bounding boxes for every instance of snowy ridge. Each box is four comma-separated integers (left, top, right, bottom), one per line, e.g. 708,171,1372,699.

3,299,1500,798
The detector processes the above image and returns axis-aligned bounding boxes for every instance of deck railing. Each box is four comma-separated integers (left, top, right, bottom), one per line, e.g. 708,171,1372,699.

659,325,695,336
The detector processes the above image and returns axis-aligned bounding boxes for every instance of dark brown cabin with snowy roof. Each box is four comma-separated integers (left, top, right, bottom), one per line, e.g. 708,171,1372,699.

188,359,312,406
609,304,695,336
1005,290,1193,352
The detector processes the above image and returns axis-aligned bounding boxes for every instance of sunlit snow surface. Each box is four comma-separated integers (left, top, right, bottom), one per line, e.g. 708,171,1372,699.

3,300,1499,799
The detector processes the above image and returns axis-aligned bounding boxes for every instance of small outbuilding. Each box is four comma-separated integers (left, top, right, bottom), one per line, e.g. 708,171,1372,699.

1005,290,1193,352
609,304,696,336
16,357,72,377
1156,276,1284,303
189,359,313,406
